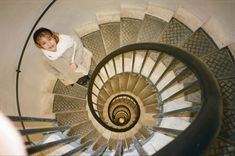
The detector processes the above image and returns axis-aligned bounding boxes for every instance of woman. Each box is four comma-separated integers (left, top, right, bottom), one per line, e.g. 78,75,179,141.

33,27,92,86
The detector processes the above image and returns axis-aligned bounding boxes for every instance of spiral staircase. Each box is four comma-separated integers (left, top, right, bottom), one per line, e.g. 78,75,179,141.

10,3,235,156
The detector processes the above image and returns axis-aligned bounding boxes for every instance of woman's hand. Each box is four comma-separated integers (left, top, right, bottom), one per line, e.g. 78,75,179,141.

70,63,78,71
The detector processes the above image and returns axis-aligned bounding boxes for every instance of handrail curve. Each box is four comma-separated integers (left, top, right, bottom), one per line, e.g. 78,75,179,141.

87,43,222,155
15,0,57,142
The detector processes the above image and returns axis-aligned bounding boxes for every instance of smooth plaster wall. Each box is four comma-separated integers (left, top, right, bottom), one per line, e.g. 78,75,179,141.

0,0,52,116
0,0,235,117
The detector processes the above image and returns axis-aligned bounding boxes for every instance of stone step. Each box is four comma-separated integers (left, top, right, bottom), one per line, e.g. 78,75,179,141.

202,47,235,78
124,137,132,149
133,50,147,73
149,61,167,84
134,131,145,142
163,97,193,113
56,111,88,127
185,90,201,103
108,138,118,150
68,120,93,137
120,7,145,46
180,28,218,58
139,113,156,127
97,12,120,54
61,141,93,156
138,126,152,140
94,74,104,90
99,67,109,83
204,138,235,156
42,132,80,156
53,80,87,99
97,88,109,105
143,132,174,154
132,136,148,155
156,68,192,94
110,76,120,94
148,126,182,138
157,62,187,91
91,144,108,156
53,95,86,113
76,23,106,64
92,135,108,151
137,14,167,42
173,7,203,32
141,54,156,78
145,104,159,114
136,2,174,42
114,54,123,74
126,73,139,92
143,94,158,106
123,51,134,72
157,17,193,46
105,59,116,78
103,80,114,96
161,83,185,101
157,70,176,91
118,73,129,92
80,128,100,144
114,141,123,156
137,84,155,101
218,108,235,143
159,117,190,130
132,76,149,96
161,81,199,103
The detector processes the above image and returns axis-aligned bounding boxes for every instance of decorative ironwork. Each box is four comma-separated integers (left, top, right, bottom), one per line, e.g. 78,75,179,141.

87,43,221,156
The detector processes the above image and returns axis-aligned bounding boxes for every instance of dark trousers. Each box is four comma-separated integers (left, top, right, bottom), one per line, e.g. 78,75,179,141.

76,75,90,85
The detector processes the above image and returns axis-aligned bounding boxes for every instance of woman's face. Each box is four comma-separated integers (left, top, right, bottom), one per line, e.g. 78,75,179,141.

37,35,57,52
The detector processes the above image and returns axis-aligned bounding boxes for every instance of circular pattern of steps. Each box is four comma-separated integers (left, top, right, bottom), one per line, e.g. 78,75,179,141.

49,4,235,156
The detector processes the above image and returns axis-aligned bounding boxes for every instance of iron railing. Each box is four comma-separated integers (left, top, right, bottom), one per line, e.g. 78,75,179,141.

15,0,57,143
87,43,222,155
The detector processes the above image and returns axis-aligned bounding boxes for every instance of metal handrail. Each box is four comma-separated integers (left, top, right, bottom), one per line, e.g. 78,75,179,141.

27,135,80,154
87,43,222,155
8,116,57,122
15,0,57,142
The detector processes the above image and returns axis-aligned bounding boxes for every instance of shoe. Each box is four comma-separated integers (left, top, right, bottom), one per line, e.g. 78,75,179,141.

76,75,90,86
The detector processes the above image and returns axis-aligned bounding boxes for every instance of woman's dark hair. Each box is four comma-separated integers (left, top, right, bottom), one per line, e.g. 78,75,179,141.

33,27,59,48
33,27,53,43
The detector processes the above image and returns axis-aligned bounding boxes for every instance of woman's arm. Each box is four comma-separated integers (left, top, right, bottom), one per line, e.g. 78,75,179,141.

71,35,83,64
75,47,93,75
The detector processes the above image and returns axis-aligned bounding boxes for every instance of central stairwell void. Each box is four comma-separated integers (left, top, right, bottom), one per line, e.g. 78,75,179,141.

13,2,235,156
